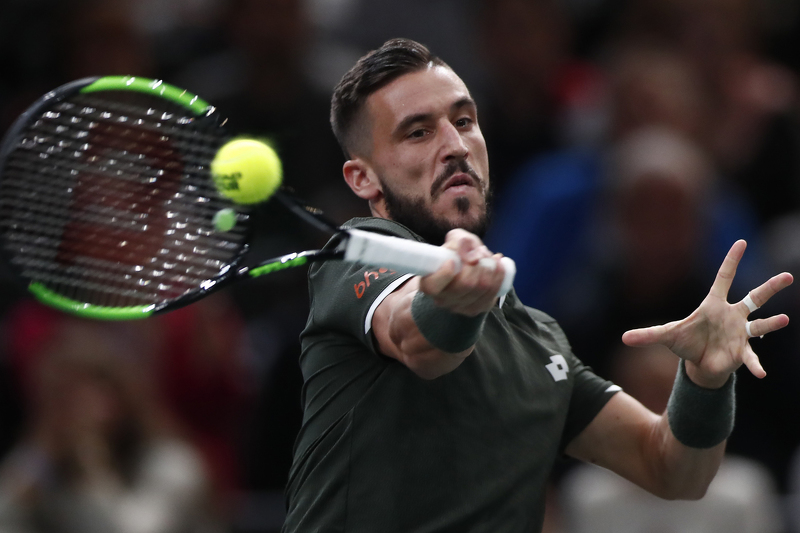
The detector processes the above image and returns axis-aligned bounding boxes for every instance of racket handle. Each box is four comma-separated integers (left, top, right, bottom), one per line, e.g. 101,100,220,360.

344,229,515,296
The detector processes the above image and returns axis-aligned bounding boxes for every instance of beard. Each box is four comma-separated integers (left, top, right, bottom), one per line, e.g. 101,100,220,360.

380,160,492,245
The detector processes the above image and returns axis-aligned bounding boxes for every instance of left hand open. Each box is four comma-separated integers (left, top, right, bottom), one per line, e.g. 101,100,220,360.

621,240,793,388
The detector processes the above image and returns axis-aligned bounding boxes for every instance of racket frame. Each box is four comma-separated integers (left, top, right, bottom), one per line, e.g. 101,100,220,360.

0,76,253,320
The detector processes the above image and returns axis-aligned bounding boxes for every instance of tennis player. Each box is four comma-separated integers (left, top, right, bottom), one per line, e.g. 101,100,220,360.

282,38,793,532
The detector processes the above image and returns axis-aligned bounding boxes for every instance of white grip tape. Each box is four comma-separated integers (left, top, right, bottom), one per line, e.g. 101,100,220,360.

496,257,516,297
345,228,459,275
344,228,515,296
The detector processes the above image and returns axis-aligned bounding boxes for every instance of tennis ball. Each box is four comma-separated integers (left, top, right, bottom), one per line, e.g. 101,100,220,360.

211,139,282,204
212,207,237,232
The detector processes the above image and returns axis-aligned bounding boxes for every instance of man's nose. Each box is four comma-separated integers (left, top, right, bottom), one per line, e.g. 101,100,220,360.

440,121,469,161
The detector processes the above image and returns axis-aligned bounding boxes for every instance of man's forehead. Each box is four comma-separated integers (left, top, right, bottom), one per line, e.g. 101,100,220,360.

366,65,472,125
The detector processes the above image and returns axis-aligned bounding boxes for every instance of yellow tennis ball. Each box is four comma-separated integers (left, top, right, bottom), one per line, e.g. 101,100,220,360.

210,139,282,204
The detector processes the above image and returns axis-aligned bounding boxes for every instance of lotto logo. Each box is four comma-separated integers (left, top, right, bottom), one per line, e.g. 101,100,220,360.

545,355,569,382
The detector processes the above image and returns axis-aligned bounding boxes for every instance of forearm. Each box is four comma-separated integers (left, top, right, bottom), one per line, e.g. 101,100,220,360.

566,384,730,501
652,359,734,498
647,414,726,500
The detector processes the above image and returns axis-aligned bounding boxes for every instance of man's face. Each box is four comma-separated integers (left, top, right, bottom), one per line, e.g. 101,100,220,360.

361,65,491,244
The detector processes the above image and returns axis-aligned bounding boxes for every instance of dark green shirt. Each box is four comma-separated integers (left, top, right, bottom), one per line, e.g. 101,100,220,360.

284,217,619,533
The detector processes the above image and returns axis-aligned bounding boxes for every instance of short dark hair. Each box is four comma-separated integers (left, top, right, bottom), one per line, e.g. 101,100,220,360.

330,38,448,159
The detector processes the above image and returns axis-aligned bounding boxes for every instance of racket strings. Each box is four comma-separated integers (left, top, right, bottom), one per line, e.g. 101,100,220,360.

0,90,247,309
3,158,232,247
8,99,222,217
26,99,225,168
3,211,236,273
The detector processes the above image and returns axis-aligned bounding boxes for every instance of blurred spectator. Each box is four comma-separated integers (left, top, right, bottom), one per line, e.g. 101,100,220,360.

60,0,156,80
485,45,764,313
476,0,593,196
4,298,254,520
0,315,222,533
148,298,255,511
616,0,800,226
608,45,711,147
561,343,785,533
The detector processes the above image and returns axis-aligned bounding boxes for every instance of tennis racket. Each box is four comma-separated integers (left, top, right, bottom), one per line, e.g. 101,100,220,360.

0,76,516,320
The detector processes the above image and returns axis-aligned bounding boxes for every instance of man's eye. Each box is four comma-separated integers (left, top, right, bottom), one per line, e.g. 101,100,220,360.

455,117,473,128
408,129,427,139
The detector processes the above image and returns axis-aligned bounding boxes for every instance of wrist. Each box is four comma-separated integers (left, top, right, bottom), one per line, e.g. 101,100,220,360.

684,360,732,389
667,360,736,448
411,291,488,353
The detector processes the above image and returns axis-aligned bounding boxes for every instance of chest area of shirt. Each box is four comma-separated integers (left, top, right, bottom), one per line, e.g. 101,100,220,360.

439,319,573,423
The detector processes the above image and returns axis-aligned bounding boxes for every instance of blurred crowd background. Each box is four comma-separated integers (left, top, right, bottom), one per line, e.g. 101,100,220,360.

1,0,800,532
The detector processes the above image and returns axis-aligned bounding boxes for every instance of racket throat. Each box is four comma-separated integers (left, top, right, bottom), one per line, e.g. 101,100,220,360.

243,248,343,279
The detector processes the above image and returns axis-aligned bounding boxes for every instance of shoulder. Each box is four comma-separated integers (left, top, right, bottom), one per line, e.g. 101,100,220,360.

341,217,424,242
305,218,418,342
309,217,420,282
519,301,567,339
522,305,559,324
502,298,573,358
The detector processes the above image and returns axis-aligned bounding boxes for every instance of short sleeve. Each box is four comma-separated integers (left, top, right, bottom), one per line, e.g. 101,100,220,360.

559,353,621,451
525,306,620,451
305,218,422,354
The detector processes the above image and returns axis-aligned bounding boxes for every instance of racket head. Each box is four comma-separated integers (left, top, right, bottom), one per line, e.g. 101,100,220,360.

0,76,252,319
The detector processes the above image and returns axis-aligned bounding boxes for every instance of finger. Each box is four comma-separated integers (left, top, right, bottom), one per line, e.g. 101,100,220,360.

436,256,504,314
742,344,766,379
443,230,490,266
455,255,504,306
740,272,794,315
747,314,790,338
621,321,678,347
478,254,506,300
709,240,747,300
466,246,493,265
419,258,460,296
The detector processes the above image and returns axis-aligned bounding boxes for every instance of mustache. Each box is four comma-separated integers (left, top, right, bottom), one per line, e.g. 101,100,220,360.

430,159,483,199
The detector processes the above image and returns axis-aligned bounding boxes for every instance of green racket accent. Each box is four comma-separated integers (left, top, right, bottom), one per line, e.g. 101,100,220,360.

28,283,156,320
248,255,309,278
80,76,211,115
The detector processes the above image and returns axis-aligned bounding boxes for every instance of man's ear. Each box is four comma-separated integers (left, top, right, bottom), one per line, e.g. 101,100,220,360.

343,159,382,201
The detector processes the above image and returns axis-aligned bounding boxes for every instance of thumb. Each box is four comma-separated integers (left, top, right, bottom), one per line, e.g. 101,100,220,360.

621,321,677,347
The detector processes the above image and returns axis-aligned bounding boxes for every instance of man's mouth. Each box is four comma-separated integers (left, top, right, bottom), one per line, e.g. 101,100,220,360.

431,160,484,200
442,173,477,191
